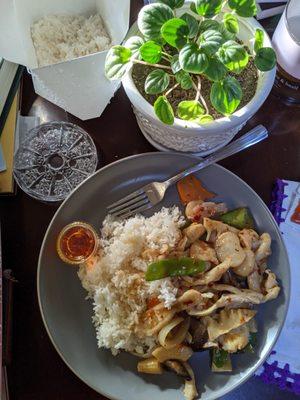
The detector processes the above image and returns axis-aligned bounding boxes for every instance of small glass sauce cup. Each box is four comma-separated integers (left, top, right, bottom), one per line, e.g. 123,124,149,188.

56,222,99,265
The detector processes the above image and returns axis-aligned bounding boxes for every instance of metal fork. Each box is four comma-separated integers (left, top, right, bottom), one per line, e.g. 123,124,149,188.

107,125,268,219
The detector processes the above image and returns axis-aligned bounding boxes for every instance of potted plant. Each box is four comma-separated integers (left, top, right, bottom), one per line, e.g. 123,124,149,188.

105,0,276,154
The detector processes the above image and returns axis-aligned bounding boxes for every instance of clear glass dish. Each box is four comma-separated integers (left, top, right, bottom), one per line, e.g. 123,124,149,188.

14,121,98,202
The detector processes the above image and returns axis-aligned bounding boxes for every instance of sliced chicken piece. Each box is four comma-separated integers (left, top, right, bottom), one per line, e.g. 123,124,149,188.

203,218,239,242
188,290,263,317
185,200,227,222
192,258,231,285
205,308,256,341
183,223,206,243
218,325,250,353
190,240,219,264
177,235,189,251
255,233,271,265
238,229,260,250
234,249,255,277
247,268,262,292
215,232,246,267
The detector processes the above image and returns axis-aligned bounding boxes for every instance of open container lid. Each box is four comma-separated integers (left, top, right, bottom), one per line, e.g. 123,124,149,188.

0,0,130,120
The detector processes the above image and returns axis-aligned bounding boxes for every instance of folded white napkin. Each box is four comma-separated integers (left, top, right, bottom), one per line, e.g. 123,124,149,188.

255,179,300,395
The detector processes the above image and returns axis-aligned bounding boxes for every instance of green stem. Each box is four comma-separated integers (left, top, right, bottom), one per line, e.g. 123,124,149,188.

162,51,172,59
165,83,180,97
193,76,209,114
221,0,228,11
162,55,171,62
132,59,172,70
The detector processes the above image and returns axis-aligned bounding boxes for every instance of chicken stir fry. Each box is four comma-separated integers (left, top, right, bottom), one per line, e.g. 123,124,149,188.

138,199,280,400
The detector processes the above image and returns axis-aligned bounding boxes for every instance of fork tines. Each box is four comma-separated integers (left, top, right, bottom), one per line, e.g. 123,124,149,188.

107,188,152,218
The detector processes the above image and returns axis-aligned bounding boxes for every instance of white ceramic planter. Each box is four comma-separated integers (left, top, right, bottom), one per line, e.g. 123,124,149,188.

122,7,276,155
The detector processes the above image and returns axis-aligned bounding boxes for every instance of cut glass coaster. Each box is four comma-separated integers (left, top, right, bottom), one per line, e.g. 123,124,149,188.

14,122,98,202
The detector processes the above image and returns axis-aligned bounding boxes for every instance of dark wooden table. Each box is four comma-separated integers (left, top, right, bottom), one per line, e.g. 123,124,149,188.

1,1,300,399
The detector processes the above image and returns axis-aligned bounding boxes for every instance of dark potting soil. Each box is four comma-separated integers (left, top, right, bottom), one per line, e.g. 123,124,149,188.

132,59,258,120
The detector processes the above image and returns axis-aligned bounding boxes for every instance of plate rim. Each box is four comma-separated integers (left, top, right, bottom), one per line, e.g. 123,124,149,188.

37,151,291,400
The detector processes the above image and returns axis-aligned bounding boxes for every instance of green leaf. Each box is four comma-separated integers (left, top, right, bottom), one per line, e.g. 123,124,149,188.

199,19,221,33
228,0,257,17
254,47,276,71
138,3,174,40
254,28,264,53
199,19,235,40
180,13,199,38
195,0,222,17
155,0,184,9
145,69,170,94
105,46,132,80
178,100,205,120
204,57,227,81
171,54,181,73
197,114,214,123
219,23,236,41
175,70,193,89
140,41,162,63
210,76,242,115
223,13,239,34
179,43,208,74
217,40,249,73
124,36,144,60
199,29,224,56
154,95,175,125
161,18,189,48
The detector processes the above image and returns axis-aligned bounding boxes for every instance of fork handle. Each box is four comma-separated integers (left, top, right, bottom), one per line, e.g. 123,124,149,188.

164,125,268,188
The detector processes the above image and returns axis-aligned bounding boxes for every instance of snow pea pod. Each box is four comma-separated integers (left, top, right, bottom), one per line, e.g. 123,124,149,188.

145,257,206,281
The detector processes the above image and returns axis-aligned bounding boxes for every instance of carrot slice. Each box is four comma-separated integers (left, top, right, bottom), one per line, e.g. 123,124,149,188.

177,174,215,205
147,296,160,309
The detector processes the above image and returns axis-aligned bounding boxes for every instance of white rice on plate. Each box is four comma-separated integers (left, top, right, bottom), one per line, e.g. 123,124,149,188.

31,14,111,67
78,207,185,356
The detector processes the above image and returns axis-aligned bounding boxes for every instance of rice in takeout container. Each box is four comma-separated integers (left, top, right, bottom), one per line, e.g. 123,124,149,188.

0,0,130,120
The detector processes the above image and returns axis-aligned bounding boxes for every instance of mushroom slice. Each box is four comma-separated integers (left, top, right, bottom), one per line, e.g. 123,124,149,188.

176,289,214,312
234,249,255,277
238,229,260,250
218,324,250,353
164,360,191,379
247,268,262,292
190,240,218,264
210,284,242,294
215,231,246,267
205,308,256,341
203,217,239,242
262,269,280,302
183,223,206,243
189,317,208,351
192,258,231,285
183,362,198,400
188,290,263,317
255,233,271,265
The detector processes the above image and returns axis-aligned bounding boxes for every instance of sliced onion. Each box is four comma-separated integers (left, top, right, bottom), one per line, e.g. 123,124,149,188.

158,316,190,349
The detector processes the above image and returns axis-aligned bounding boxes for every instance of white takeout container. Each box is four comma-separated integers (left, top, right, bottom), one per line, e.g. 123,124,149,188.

0,0,130,120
